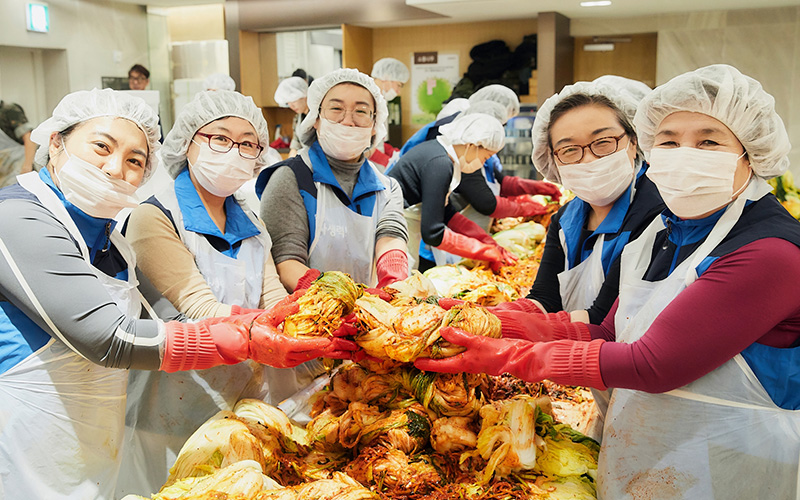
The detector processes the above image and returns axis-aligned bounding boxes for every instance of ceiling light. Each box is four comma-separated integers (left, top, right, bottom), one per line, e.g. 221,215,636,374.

581,1,612,6
583,43,615,52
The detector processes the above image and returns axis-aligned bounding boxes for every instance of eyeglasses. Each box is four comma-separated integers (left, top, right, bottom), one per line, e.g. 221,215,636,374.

195,132,263,159
320,104,375,128
553,133,628,164
128,75,147,82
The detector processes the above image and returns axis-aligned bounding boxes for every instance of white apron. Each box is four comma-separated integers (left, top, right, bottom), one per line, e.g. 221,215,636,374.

307,159,392,287
404,143,462,269
598,178,800,499
0,172,139,499
557,234,608,440
117,183,323,496
461,167,502,232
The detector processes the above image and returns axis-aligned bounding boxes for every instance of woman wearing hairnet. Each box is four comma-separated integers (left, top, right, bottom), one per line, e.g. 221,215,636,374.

274,76,310,157
255,68,409,291
500,76,665,325
120,89,348,494
368,57,411,167
388,113,517,271
416,64,800,498
0,89,349,499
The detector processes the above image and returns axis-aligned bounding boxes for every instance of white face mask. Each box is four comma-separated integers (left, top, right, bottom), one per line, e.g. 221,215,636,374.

317,118,373,161
53,148,139,219
189,140,256,198
647,147,748,219
558,148,635,207
382,88,398,102
458,145,485,174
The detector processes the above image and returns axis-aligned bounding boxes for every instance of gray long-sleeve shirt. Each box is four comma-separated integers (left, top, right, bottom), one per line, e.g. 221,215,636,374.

0,188,182,372
259,148,408,265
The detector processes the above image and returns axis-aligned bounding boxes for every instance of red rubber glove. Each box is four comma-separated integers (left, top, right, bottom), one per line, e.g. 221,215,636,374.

439,298,572,329
414,327,606,389
491,195,550,218
160,317,251,373
250,295,357,368
375,249,409,288
500,176,562,201
437,228,516,266
231,305,263,315
490,246,519,272
446,212,496,246
364,287,392,302
294,268,321,292
492,310,590,342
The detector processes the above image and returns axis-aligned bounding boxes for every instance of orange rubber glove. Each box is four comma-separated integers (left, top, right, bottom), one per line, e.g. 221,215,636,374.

160,317,252,373
375,249,409,288
437,228,517,267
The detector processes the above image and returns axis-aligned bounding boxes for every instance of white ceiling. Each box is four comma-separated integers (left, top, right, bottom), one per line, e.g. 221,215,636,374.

135,0,800,29
406,0,800,23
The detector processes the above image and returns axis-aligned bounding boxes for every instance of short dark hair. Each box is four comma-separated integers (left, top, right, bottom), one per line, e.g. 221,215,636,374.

128,64,150,79
547,93,636,149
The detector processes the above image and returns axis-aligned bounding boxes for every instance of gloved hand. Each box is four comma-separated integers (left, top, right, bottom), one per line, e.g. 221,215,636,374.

439,297,576,324
231,305,264,315
364,287,393,302
294,268,321,292
250,295,358,368
437,228,517,267
490,246,519,272
375,249,409,288
491,195,550,219
492,310,590,342
500,176,562,201
414,327,606,388
446,212,496,246
161,316,253,373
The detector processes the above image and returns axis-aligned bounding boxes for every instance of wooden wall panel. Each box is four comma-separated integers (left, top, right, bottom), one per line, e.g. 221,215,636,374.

372,18,537,142
573,33,657,88
258,32,279,107
239,31,263,107
342,24,374,75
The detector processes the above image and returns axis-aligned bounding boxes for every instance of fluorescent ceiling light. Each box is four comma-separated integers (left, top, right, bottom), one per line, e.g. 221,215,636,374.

583,43,615,51
581,1,612,6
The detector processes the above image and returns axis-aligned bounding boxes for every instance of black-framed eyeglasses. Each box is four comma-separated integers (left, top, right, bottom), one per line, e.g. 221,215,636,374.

195,132,263,159
319,104,375,128
553,133,628,164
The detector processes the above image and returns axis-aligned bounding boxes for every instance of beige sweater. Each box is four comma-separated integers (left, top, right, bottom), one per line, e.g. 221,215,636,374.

126,203,287,319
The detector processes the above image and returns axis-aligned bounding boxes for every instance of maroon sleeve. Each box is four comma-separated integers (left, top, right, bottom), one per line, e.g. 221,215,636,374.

597,238,800,393
588,299,618,341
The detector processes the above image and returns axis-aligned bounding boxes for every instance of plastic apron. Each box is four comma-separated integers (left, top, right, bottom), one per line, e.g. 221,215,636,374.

598,178,800,499
307,159,392,287
0,172,140,499
117,183,323,496
0,127,25,188
403,136,462,269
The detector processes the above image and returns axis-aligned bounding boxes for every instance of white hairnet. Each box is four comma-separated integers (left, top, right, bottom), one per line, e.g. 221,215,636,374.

371,57,410,84
531,80,645,183
634,64,790,179
439,113,505,152
162,90,270,178
204,73,236,91
297,68,389,148
274,77,309,107
469,85,520,121
437,98,469,120
593,75,651,110
463,100,509,124
30,88,161,182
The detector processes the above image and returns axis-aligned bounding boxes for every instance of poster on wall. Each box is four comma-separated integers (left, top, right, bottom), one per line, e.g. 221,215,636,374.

409,52,459,125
